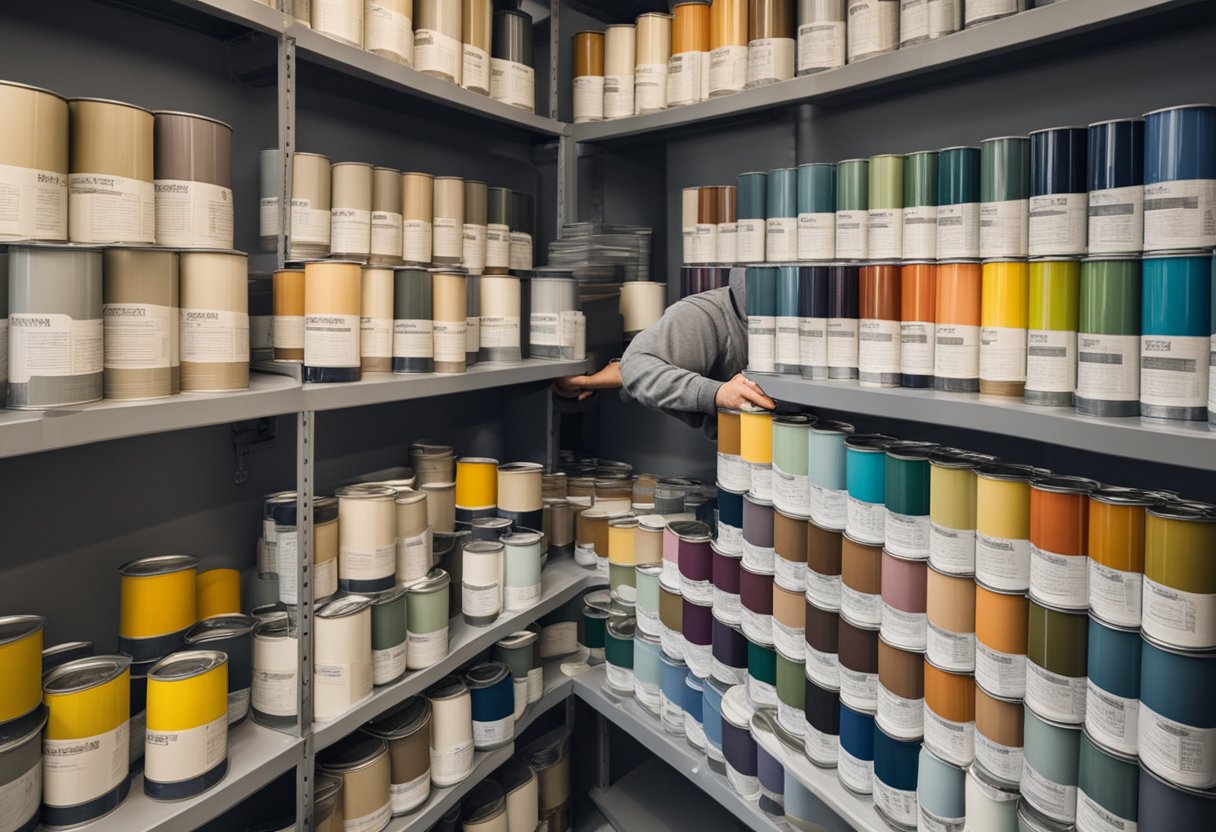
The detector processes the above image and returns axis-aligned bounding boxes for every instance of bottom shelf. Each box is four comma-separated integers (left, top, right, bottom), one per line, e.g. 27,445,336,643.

590,758,752,832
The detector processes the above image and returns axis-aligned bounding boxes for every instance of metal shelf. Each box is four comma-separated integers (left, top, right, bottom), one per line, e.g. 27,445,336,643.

570,0,1207,144
48,720,304,832
313,557,598,750
758,375,1216,472
590,758,753,832
289,22,569,140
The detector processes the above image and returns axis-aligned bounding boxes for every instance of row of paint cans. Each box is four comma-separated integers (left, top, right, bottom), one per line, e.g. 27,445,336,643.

258,151,534,273
0,82,232,248
680,265,731,298
2,244,249,409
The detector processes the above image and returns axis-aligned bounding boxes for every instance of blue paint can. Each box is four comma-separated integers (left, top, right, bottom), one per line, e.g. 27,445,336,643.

797,265,830,379
633,630,663,716
1140,252,1211,421
746,266,778,374
1138,763,1216,832
702,675,728,772
919,745,967,830
767,167,798,263
684,673,705,752
775,265,801,374
1084,616,1141,757
753,710,786,813
1143,104,1216,251
1087,117,1144,255
659,652,688,737
797,163,836,262
722,684,760,798
845,434,894,546
464,661,515,750
1029,126,1089,257
737,171,768,264
804,674,840,767
872,725,920,829
838,701,875,795
827,264,860,380
717,487,745,555
809,419,855,531
1139,638,1216,790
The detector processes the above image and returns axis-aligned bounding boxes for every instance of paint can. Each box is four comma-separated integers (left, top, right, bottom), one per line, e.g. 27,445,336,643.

359,266,394,373
573,30,605,123
312,0,363,45
740,405,774,500
463,661,514,751
974,681,1025,791
846,0,899,62
917,746,968,831
965,763,1020,831
392,490,430,586
797,265,829,379
0,80,67,241
838,701,876,794
683,673,708,752
876,638,923,740
974,583,1029,702
0,616,44,727
0,701,45,832
626,629,660,716
669,2,710,107
738,170,768,263
461,539,505,625
1087,118,1144,255
318,733,391,832
773,579,806,665
804,524,841,614
880,550,927,652
844,434,892,546
933,260,982,392
366,589,408,687
709,0,748,95
273,268,305,362
795,0,845,74
493,629,541,715
399,171,433,267
746,0,795,88
841,534,883,631
454,456,498,522
431,267,468,374
688,186,716,265
900,0,960,46
68,98,154,244
99,247,177,400
314,595,373,721
676,519,714,605
1138,758,1216,831
773,269,804,376
152,111,232,250
903,152,940,262
837,617,879,712
981,136,1030,259
836,159,869,259
926,564,975,673
1141,252,1211,421
923,660,975,766
1088,487,1171,630
1081,616,1141,761
742,494,776,576
748,638,779,708
608,517,638,604
717,409,749,492
805,599,841,690
581,591,610,663
42,656,131,826
1025,257,1081,405
712,542,744,630
767,168,798,264
184,615,253,726
1029,127,1088,258
457,180,486,276
602,23,636,119
659,572,687,660
258,147,281,251
980,258,1029,397
975,463,1045,593
938,146,981,260
810,419,854,531
426,675,478,790
1143,500,1216,650
118,555,198,661
329,162,372,261
414,0,462,83
1139,636,1216,789
604,613,637,696
660,651,689,736
716,187,738,263
827,263,860,378
143,650,229,800
635,514,666,567
289,152,332,260
965,0,1025,27
746,266,777,373
871,723,920,829
751,709,787,813
476,274,521,363
363,697,432,816
251,614,297,727
365,0,411,63
403,568,450,669
884,441,934,559
1076,256,1141,416
635,12,672,114
867,155,904,260
859,263,902,387
1021,705,1081,824
804,674,841,766
179,249,250,392
797,164,836,263
1028,475,1100,610
741,562,775,647
636,562,663,637
460,0,492,95
391,266,433,373
1025,601,1088,725
773,507,808,596
7,243,102,408
1076,732,1139,832
336,484,397,592
42,641,92,675
718,683,758,796
1143,104,1216,251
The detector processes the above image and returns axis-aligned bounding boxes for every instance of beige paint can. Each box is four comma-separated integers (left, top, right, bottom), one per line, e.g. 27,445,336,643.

361,266,394,372
370,166,404,265
415,0,463,84
103,247,179,400
432,176,464,265
462,0,493,95
318,734,392,832
0,80,68,241
290,152,332,260
331,161,372,260
366,0,414,65
153,111,233,250
402,171,434,266
313,0,365,47
431,268,468,373
314,595,374,722
179,250,250,392
68,98,155,244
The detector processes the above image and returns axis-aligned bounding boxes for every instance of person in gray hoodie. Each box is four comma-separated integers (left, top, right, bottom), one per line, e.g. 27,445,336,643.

554,269,775,433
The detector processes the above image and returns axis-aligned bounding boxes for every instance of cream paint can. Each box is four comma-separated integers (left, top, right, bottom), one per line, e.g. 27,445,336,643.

314,595,374,722
370,166,404,265
273,268,305,361
432,176,464,265
496,758,539,832
635,12,671,114
424,481,457,532
251,615,298,728
153,111,233,249
431,268,468,373
102,247,178,400
498,461,543,528
405,569,451,669
396,489,433,583
338,484,398,592
463,180,487,275
479,274,521,362
313,0,365,46
319,734,392,832
604,24,636,120
402,171,433,266
361,266,394,373
366,0,414,65
415,0,463,84
68,98,154,244
7,243,103,408
0,81,67,241
331,162,373,260
427,676,475,787
179,249,250,392
290,152,332,260
492,9,535,112
620,281,667,338
304,259,362,383
143,650,229,800
463,540,505,625
462,0,492,95
530,271,578,358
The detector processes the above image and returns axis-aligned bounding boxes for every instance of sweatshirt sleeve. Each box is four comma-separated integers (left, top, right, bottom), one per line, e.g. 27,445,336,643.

619,298,726,418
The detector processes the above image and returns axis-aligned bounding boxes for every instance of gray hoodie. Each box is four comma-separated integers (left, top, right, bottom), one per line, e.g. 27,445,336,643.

619,268,748,433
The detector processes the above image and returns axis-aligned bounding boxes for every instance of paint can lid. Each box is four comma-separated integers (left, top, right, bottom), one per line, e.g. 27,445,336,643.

394,489,427,508
975,462,1050,482
1142,102,1216,118
420,481,455,494
149,649,227,682
885,440,939,461
316,595,373,619
637,514,668,532
314,496,338,524
0,704,47,756
670,520,712,542
464,660,511,690
773,413,815,427
427,674,469,701
458,455,500,466
185,614,254,644
967,761,1021,801
502,530,544,547
464,540,505,558
251,602,288,621
810,419,855,435
980,135,1030,143
499,461,543,475
6,241,104,254
366,476,419,493
0,614,45,647
496,629,539,651
1031,475,1102,495
845,433,897,452
119,554,199,577
368,587,407,607
607,613,636,640
43,655,132,695
334,483,396,501
318,733,387,774
1147,500,1216,522
721,683,756,728
68,96,153,114
1028,125,1088,135
405,568,451,595
1089,486,1178,507
253,615,296,640
363,695,431,740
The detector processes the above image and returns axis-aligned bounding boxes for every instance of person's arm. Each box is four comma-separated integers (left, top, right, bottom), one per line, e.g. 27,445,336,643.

553,361,622,400
619,300,724,415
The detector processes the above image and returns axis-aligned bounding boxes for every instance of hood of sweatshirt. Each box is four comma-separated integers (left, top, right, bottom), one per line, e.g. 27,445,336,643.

727,267,746,321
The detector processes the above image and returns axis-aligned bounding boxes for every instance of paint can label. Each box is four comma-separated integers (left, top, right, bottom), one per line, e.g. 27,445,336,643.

366,3,412,63
748,314,776,371
1076,791,1136,832
748,676,778,708
260,196,280,239
886,511,930,559
929,523,976,574
979,199,1029,259
274,315,305,351
828,317,860,370
315,658,373,717
361,315,392,360
799,317,829,372
692,223,718,263
661,625,686,661
867,210,903,259
726,761,759,798
461,44,490,94
491,59,534,111
1025,661,1085,724
432,319,466,363
229,689,250,725
741,607,773,646
837,745,874,794
810,485,847,531
878,685,925,743
773,619,806,660
847,0,899,62
807,570,842,611
485,224,510,267
980,326,1027,382
43,722,129,808
509,232,532,271
846,497,886,545
602,74,635,120
776,316,802,372
391,769,430,815
340,541,396,584
680,576,712,606
474,713,514,749
1143,179,1216,250
766,217,797,261
737,218,766,262
9,314,103,384
1142,577,1216,650
841,584,881,628
331,207,370,256
927,622,975,672
291,198,331,246
966,0,1023,27
397,527,432,583
859,318,901,381
798,22,845,73
1029,547,1087,609
975,534,1030,592
708,45,748,95
806,644,840,691
975,640,1027,700
573,76,605,123
838,667,878,711
1087,560,1141,628
1138,701,1216,790
937,202,981,259
179,309,249,366
805,721,840,765
742,539,775,574
0,754,40,828
155,180,233,249
774,548,808,591
373,641,407,685
1021,759,1077,823
747,37,794,86
683,227,695,262
1029,193,1087,256
540,621,577,659
1088,186,1144,254
430,738,474,785
433,216,462,260
402,218,432,264
104,303,173,371
903,205,938,259
777,699,805,739
920,804,965,832
881,603,927,652
835,210,868,259
463,581,501,619
70,173,155,243
145,712,226,784
874,778,918,827
393,318,432,360
406,626,448,669
634,63,667,114
661,692,685,734
253,652,297,717
1140,335,1208,410
667,52,705,107
798,213,835,260
1077,333,1139,404
712,657,747,688
684,641,712,679
1085,679,1139,757
974,730,1023,786
713,588,742,625
415,28,461,82
481,315,520,350
0,163,67,239
924,706,975,766
717,222,738,262
636,680,661,713
1027,329,1077,394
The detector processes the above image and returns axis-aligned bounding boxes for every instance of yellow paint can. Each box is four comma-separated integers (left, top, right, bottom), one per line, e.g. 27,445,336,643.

118,554,199,660
0,615,45,723
144,650,229,800
196,568,241,620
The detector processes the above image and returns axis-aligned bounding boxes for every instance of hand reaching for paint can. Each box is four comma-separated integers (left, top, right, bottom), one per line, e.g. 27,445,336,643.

714,373,775,411
553,361,624,401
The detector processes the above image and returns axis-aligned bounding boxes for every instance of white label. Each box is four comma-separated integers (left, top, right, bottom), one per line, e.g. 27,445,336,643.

712,657,747,687
509,231,532,271
837,745,874,794
717,222,738,263
933,325,982,379
313,0,362,43
291,198,331,246
772,467,811,521
573,75,605,122
103,303,172,370
491,58,534,110
838,666,878,711
636,680,661,712
1077,790,1137,832
373,641,407,685
432,320,466,363
750,463,772,500
605,662,634,693
806,643,840,689
774,549,808,594
684,641,712,679
145,713,227,784
860,318,901,379
155,179,233,248
1026,660,1087,724
974,730,1024,786
1141,335,1208,409
742,538,775,574
1088,185,1144,254
967,0,1021,23
899,319,935,378
1142,576,1216,650
432,215,461,260
807,570,842,611
463,581,501,618
975,640,1027,701
0,756,40,829
634,63,667,113
277,529,300,603
393,319,432,359
69,172,154,243
708,44,749,95
526,665,542,701
737,218,766,262
0,162,67,239
714,589,742,625
1087,560,1141,629
976,534,1030,592
835,209,868,259
748,676,778,708
361,316,392,360
903,205,938,259
1030,546,1088,609
924,704,975,766
901,0,928,43
480,315,520,350
473,714,513,748
846,497,886,545
747,37,795,85
341,542,395,583
980,325,1027,382
525,312,560,351
408,626,448,669
390,769,431,816
1138,701,1216,790
561,311,586,361
798,21,845,72
885,512,930,559
460,43,489,93
397,528,431,583
848,0,899,61
923,805,966,832
9,313,102,384
742,605,773,645
776,315,801,370
980,199,1029,258
748,314,776,373
717,453,750,493
927,621,975,672
274,316,305,351
773,618,806,660
692,224,718,264
603,74,635,120
660,625,685,661
766,216,797,261
260,196,280,240
1077,333,1139,403
682,226,696,264
305,313,360,368
881,603,927,652
1027,329,1077,394
505,581,541,612
800,317,829,372
874,778,918,827
877,683,924,739
331,207,370,255
461,223,486,273
937,202,981,259
1029,192,1088,256
637,605,661,637
798,212,835,260
1085,678,1139,757
415,28,461,81
316,558,338,601
430,738,474,785
1021,759,1077,824
805,722,840,765
370,210,403,260
661,692,685,732
811,485,848,531
485,224,510,268
1143,179,1216,249
667,51,704,107
366,3,412,62
777,698,804,738
403,218,432,263
43,723,128,808
867,209,903,259
929,523,975,574
841,583,881,629
828,317,860,370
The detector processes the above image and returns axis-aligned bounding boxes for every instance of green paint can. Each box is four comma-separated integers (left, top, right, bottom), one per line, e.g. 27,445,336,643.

1076,257,1141,417
980,136,1030,259
369,588,407,687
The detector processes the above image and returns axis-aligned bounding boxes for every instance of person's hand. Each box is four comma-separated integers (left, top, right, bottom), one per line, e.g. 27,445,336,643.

553,375,593,401
715,373,776,410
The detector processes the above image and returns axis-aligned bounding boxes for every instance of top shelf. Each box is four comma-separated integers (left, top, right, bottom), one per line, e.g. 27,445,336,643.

570,0,1208,144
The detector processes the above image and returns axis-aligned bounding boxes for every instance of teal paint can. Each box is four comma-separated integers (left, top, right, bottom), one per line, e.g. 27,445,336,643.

797,162,836,261
1077,731,1138,832
938,146,981,259
836,159,869,260
767,167,798,263
738,171,768,264
1140,251,1211,421
980,137,1030,259
904,150,939,260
